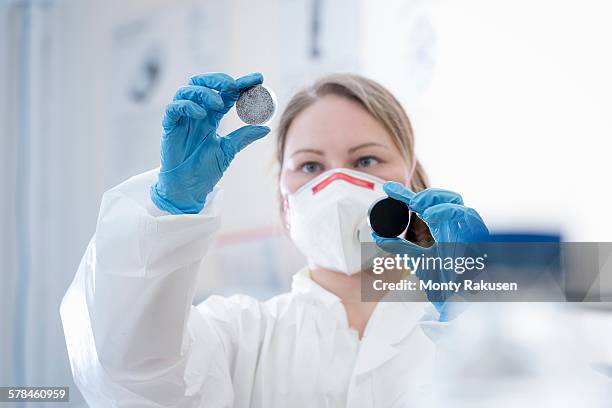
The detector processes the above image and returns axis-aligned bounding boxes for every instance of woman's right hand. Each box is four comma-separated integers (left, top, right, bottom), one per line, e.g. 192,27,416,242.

150,72,270,214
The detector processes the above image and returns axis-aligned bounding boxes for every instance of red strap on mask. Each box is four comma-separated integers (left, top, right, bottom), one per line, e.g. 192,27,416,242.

311,172,375,194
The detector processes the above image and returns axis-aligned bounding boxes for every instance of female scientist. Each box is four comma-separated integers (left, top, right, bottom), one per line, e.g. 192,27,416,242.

61,72,488,407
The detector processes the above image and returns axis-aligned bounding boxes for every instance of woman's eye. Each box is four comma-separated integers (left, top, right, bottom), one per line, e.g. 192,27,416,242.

355,157,380,168
300,162,322,173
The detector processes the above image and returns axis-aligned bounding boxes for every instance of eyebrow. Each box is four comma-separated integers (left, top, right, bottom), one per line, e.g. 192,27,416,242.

348,142,389,154
290,148,325,158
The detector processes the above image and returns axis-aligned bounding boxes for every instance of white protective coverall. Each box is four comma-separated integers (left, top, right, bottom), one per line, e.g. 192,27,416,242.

60,169,443,408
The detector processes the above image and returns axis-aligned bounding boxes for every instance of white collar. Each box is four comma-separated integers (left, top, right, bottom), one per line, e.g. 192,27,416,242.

290,267,342,309
290,268,440,376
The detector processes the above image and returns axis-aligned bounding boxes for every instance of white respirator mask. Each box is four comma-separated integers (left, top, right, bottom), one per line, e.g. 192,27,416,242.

284,168,387,275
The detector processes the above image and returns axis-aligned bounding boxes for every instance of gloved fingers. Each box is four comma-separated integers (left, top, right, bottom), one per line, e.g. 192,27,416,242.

420,203,485,232
466,207,486,225
383,182,416,206
420,203,489,243
235,72,264,91
162,100,207,130
188,72,237,93
173,86,224,112
410,188,464,214
218,72,265,112
372,232,428,254
221,125,270,156
463,207,490,238
421,203,466,223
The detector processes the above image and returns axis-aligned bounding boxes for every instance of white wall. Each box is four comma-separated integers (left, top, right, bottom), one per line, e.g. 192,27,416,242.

0,1,21,388
362,0,612,241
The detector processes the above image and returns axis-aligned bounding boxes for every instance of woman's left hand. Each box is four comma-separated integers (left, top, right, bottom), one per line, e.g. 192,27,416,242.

372,182,489,320
373,182,489,247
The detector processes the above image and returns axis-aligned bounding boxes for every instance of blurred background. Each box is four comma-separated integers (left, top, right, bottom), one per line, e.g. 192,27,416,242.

1,0,611,406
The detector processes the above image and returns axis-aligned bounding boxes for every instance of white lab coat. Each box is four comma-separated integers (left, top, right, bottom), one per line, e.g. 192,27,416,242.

60,169,443,408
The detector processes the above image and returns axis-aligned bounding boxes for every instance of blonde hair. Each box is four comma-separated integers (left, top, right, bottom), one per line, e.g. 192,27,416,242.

276,73,429,191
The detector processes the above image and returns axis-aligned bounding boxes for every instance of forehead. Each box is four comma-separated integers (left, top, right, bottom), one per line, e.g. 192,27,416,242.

284,94,394,151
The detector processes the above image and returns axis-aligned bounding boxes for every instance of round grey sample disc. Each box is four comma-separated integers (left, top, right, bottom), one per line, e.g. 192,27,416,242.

236,85,277,125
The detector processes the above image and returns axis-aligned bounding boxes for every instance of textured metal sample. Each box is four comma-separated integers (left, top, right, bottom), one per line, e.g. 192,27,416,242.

236,85,277,125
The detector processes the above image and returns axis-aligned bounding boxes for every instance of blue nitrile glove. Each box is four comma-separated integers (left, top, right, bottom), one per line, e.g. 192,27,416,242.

372,182,489,321
150,72,271,214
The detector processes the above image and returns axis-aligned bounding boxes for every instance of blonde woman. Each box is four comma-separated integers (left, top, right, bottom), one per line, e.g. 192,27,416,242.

61,72,487,407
